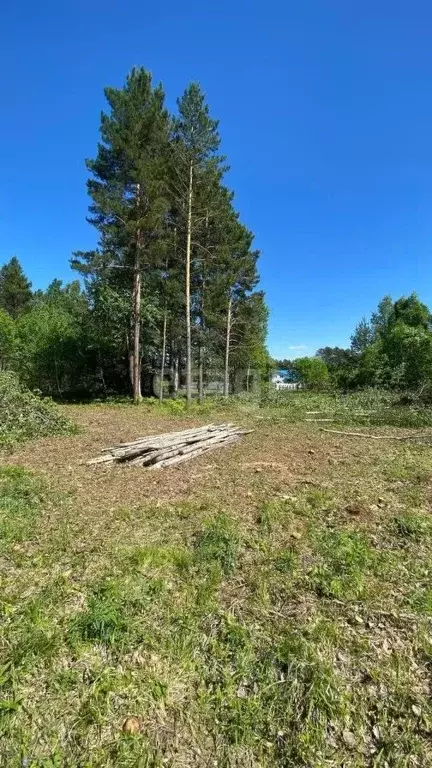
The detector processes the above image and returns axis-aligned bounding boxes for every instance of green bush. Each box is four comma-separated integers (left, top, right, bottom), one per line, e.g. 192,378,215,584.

0,372,76,448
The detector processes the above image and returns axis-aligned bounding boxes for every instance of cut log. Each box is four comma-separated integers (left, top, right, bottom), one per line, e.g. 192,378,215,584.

104,423,231,452
103,424,234,458
86,424,251,469
86,454,116,466
149,435,241,469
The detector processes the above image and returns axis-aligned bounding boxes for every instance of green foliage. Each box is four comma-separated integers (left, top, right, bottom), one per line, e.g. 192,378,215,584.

2,72,266,403
83,66,170,256
391,513,432,540
0,372,75,448
0,257,32,319
293,356,330,389
259,386,432,428
357,293,432,390
174,81,222,162
350,316,373,353
16,280,91,396
316,346,357,389
278,293,432,396
310,530,374,600
0,308,16,370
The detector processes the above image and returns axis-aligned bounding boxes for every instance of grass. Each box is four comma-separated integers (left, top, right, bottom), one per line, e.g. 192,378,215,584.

260,386,432,428
1,393,432,765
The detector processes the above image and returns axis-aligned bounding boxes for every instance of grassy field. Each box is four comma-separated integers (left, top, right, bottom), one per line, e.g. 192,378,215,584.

1,393,432,766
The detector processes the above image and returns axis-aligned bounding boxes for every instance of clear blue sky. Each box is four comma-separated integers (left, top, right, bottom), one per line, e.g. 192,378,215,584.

2,1,432,359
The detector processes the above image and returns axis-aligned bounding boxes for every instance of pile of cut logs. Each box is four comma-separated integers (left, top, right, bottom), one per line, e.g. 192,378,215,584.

86,423,250,469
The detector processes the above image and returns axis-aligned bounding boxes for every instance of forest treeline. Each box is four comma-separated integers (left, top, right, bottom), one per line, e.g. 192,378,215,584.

276,293,432,394
0,69,268,400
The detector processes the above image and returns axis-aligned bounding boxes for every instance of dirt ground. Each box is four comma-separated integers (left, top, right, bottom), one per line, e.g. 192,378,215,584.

3,403,391,514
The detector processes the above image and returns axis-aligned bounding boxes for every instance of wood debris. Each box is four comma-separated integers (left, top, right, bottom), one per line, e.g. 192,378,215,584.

321,428,432,442
86,423,251,469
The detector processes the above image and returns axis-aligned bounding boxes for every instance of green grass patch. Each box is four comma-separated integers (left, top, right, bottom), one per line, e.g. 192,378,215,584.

309,529,375,600
391,512,432,540
2,406,432,765
259,387,432,429
0,466,46,551
193,513,240,576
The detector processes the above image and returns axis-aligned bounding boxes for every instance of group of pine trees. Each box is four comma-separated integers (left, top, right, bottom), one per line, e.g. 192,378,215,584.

0,70,269,400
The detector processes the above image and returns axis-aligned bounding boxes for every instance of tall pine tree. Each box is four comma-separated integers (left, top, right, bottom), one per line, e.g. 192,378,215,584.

0,257,32,319
72,68,170,402
172,83,226,404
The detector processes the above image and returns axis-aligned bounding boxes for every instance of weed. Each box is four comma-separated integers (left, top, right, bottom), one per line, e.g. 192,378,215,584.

194,514,240,575
69,582,129,647
310,530,374,600
391,513,432,540
273,548,298,573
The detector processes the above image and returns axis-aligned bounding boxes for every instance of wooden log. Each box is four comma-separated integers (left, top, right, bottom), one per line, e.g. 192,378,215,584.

114,427,237,461
86,424,252,468
128,442,188,466
115,435,198,460
106,429,232,459
149,434,240,469
128,429,241,467
104,424,232,452
86,454,116,466
106,429,211,456
112,423,219,446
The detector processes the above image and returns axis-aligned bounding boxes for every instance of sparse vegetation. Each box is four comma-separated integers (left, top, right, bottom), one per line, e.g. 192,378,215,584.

1,396,432,765
260,386,432,428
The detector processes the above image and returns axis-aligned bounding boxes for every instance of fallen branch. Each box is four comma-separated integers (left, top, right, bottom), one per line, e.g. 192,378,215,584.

305,418,334,422
321,429,432,442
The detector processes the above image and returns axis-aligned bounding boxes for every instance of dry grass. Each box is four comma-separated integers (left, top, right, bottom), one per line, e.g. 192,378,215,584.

1,398,432,766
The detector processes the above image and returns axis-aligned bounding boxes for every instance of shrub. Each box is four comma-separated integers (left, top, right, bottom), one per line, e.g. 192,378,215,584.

0,372,75,448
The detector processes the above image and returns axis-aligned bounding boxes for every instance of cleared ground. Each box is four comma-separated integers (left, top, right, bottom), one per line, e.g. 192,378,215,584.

1,396,432,766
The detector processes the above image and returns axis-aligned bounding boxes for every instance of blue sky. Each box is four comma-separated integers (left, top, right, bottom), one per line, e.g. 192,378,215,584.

1,1,432,359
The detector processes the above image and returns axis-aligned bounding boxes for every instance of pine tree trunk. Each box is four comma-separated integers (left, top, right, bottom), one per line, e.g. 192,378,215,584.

127,330,134,389
185,160,193,406
173,354,179,397
132,184,142,404
224,295,232,398
198,343,204,403
159,305,167,402
132,241,142,403
198,218,208,405
246,362,251,392
198,286,205,404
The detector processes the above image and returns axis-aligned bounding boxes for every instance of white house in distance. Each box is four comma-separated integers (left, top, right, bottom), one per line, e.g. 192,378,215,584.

271,370,301,390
